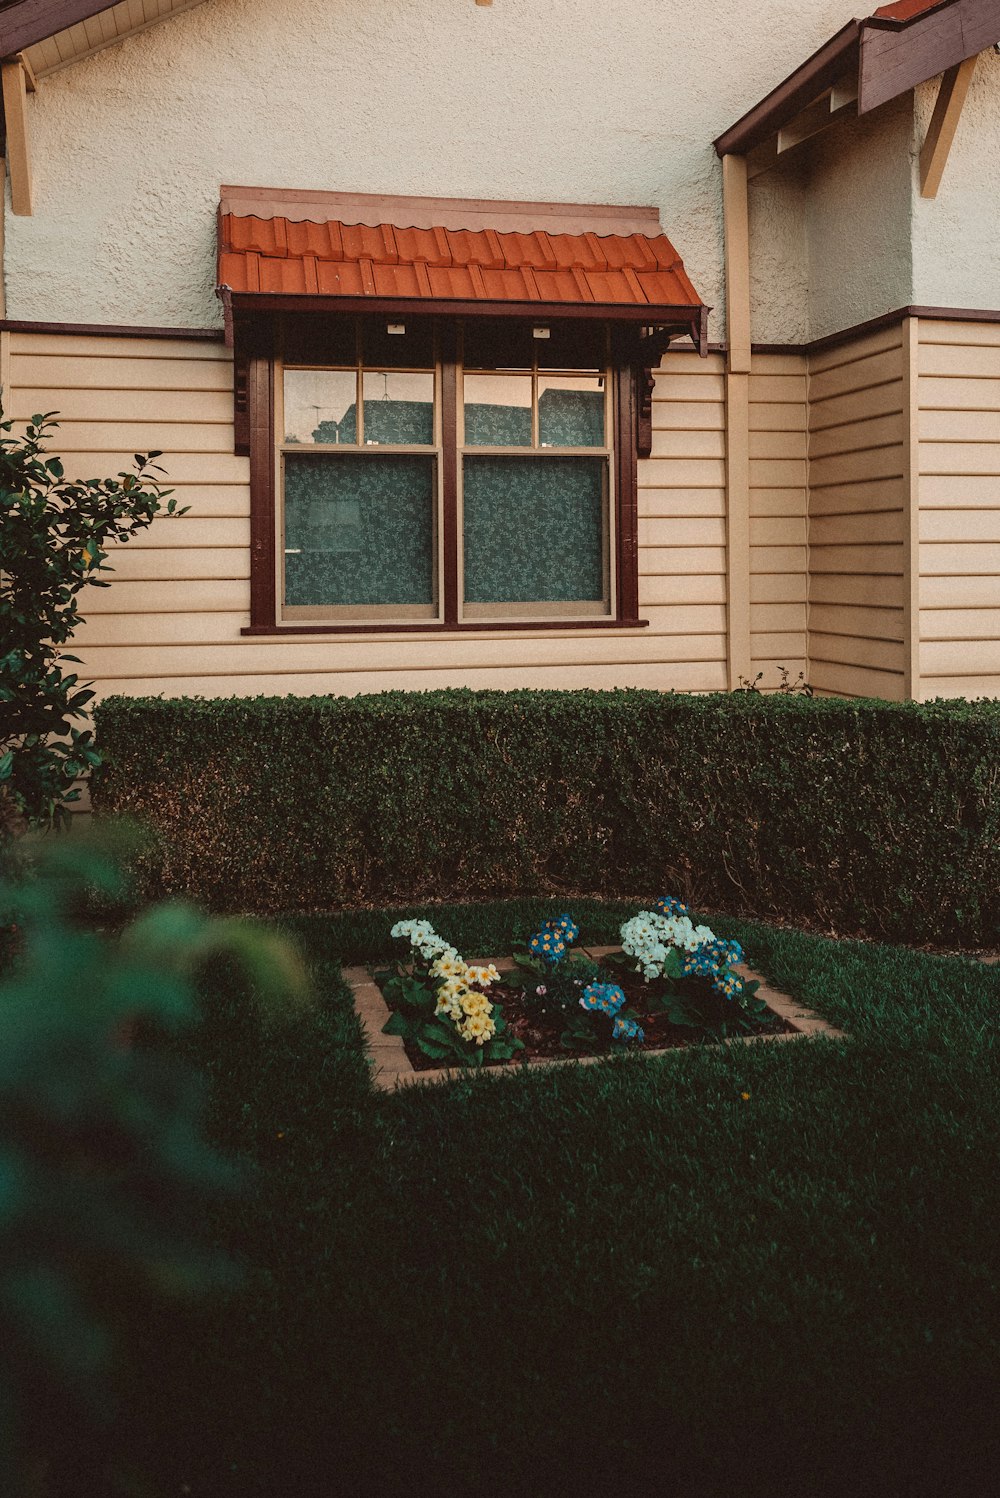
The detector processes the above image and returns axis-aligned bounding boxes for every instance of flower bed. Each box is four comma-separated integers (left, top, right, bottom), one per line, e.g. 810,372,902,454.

378,900,790,1071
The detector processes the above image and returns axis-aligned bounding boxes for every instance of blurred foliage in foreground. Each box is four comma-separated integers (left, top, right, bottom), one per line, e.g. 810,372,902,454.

0,826,311,1497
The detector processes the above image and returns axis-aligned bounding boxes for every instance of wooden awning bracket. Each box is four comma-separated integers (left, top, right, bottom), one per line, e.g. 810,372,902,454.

919,54,978,198
1,53,34,215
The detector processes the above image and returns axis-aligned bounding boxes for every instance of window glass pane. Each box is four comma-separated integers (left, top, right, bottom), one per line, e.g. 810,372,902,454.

538,375,606,448
464,372,532,447
463,456,606,605
361,371,435,445
284,454,436,607
284,369,358,445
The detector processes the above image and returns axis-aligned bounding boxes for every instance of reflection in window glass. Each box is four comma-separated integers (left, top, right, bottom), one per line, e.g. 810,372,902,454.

284,454,436,608
284,369,359,445
361,371,435,445
463,456,607,606
464,372,532,447
538,375,606,447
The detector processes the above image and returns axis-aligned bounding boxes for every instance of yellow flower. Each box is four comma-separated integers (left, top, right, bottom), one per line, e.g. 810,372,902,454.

741,1092,751,1101
460,991,492,1018
460,1013,495,1045
431,955,469,982
466,963,500,988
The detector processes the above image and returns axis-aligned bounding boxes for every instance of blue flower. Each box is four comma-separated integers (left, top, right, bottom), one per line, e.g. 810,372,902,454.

613,1016,645,1043
529,929,567,965
580,982,626,1015
550,913,580,943
654,896,691,920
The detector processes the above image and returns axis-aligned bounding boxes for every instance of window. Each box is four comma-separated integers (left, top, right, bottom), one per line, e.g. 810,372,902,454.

243,313,643,634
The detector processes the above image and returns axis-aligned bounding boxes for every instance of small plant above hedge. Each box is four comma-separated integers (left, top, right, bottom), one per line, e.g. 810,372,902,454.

92,688,1000,946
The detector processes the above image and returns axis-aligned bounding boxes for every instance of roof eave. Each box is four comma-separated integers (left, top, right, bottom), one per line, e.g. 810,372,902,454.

714,20,862,157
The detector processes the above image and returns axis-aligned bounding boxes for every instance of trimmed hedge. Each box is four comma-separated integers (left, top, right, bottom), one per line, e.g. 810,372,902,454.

92,689,1000,944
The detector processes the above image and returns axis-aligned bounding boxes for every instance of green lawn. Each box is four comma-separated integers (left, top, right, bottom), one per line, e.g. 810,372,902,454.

126,902,1000,1497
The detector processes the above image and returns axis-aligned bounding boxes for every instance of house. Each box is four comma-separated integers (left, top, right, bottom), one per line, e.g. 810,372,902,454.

1,0,999,702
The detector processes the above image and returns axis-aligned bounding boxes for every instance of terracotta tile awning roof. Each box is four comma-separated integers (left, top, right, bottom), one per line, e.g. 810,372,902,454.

217,189,706,328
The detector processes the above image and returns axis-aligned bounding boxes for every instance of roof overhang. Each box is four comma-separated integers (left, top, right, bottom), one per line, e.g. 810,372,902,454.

713,0,998,157
216,189,710,353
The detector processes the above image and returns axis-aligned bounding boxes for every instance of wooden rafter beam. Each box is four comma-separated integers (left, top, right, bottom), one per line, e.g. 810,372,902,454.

919,54,977,198
0,3,119,59
1,56,32,215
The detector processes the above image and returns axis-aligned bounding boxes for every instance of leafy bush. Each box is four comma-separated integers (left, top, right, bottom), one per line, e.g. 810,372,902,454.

0,827,310,1495
0,412,179,833
92,688,1000,945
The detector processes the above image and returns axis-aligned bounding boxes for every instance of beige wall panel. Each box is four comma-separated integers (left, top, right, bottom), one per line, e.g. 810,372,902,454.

810,573,905,609
749,545,807,573
8,388,235,424
809,382,904,433
77,612,251,647
809,544,903,574
920,575,1000,609
807,331,905,702
750,516,807,547
918,678,1000,700
631,603,727,633
8,333,226,360
809,661,906,700
809,412,905,460
639,574,727,606
920,511,1000,544
86,661,731,704
638,546,726,575
12,354,235,391
810,633,904,674
919,442,1000,476
126,517,250,548
809,324,903,373
809,604,903,642
810,511,904,546
751,604,806,632
42,420,233,453
918,375,1000,412
920,608,1000,640
809,477,907,517
749,458,807,489
921,640,1000,677
808,351,903,407
750,573,808,604
639,517,726,548
639,487,725,518
95,547,249,581
750,631,806,660
920,543,1000,575
748,401,807,433
49,452,250,485
652,401,725,431
744,375,808,404
80,579,249,616
917,322,1000,349
918,473,1000,506
809,445,904,489
652,373,726,405
918,344,1000,379
128,486,250,519
919,409,1000,444
638,459,725,490
648,433,725,470
748,429,806,461
749,489,808,518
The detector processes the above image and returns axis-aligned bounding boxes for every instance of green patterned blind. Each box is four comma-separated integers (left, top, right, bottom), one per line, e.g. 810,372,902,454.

284,454,436,607
463,456,607,605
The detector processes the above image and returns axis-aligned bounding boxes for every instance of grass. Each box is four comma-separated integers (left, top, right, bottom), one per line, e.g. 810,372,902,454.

121,902,1000,1498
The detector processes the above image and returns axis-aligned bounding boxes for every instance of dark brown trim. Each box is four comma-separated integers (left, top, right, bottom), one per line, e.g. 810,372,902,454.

0,1,118,58
247,328,276,630
241,619,650,638
439,331,459,627
713,20,861,157
859,0,994,115
225,291,704,329
0,317,225,341
706,305,1000,360
614,367,640,625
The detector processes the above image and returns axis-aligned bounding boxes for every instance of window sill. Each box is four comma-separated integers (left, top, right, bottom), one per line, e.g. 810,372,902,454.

241,618,649,637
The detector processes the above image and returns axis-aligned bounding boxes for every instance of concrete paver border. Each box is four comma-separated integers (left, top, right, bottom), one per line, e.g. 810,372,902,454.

346,944,845,1091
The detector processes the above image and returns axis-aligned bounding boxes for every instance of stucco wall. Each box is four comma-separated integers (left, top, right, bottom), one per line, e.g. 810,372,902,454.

4,0,869,342
911,49,1000,313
